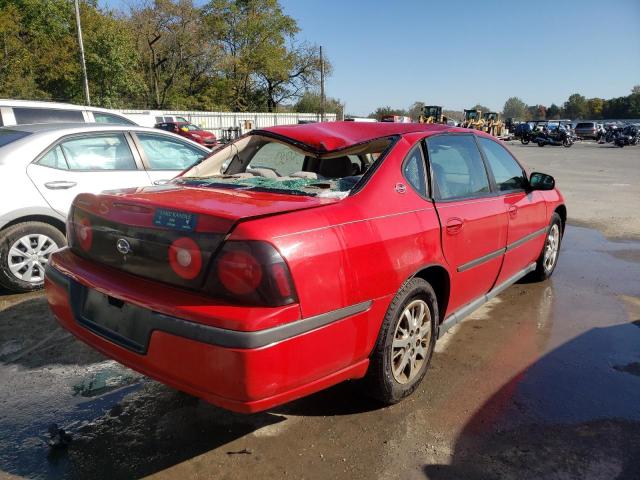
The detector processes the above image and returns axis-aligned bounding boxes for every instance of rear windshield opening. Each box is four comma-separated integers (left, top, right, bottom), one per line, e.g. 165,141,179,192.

179,135,394,198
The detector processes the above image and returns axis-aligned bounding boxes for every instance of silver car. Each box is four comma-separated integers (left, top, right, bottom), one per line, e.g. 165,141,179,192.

0,123,210,292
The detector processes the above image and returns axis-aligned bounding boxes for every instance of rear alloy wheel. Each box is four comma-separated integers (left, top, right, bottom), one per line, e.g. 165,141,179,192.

365,278,437,404
391,299,432,384
531,213,563,281
0,222,66,292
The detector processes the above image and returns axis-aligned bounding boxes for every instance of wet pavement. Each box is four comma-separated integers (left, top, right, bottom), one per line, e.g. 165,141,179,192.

0,225,639,480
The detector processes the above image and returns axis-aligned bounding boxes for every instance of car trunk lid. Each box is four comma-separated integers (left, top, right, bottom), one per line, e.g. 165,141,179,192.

68,185,338,291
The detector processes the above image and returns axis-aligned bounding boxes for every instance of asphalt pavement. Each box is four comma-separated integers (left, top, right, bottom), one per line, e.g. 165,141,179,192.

0,140,639,480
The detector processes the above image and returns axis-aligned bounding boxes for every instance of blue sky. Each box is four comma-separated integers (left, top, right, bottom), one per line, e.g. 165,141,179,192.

104,0,640,115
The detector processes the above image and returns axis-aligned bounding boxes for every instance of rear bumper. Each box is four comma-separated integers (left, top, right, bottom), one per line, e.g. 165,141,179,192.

45,253,387,413
575,130,597,138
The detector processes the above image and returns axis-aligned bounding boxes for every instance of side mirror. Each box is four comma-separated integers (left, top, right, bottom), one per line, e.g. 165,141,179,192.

529,172,555,191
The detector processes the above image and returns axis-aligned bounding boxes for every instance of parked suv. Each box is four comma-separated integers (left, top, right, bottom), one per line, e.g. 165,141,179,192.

574,121,598,140
0,123,210,292
0,99,138,127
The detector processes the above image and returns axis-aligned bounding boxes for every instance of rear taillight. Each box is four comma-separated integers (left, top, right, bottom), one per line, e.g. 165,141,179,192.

169,237,202,280
211,241,297,306
217,249,263,295
76,215,93,252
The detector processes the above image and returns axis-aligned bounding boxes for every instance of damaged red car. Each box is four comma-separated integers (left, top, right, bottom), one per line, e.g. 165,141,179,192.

45,122,566,413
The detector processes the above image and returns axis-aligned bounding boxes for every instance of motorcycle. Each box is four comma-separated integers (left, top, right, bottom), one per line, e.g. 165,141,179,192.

613,124,639,148
535,126,573,147
603,124,620,143
514,122,546,145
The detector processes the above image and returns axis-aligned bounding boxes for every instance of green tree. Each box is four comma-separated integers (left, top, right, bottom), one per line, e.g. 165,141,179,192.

255,43,326,112
130,0,212,109
502,97,527,119
563,93,588,119
294,91,343,117
471,104,491,113
586,98,604,119
368,106,408,119
407,101,425,121
204,0,323,112
546,103,561,119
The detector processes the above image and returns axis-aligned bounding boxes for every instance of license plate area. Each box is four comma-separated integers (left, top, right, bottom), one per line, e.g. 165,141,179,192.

71,282,153,354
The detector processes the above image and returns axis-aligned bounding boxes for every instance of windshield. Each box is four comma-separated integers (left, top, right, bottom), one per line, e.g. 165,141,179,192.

178,134,394,198
179,124,202,132
0,129,32,148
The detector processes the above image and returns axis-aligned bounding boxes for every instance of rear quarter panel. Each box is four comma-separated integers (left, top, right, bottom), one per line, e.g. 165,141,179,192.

231,136,448,319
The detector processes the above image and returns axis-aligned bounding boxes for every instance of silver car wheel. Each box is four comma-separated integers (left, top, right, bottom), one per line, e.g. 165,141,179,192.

7,234,59,284
543,224,560,272
391,299,432,384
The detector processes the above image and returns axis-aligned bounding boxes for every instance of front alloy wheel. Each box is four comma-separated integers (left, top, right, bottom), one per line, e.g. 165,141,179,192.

531,212,563,281
543,224,560,273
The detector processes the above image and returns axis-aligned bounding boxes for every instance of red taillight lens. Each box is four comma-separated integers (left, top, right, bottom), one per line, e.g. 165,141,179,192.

169,237,202,280
217,250,263,295
212,241,297,306
270,263,292,297
76,216,93,251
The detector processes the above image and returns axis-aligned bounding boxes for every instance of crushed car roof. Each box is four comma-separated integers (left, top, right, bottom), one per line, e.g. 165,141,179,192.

255,121,461,152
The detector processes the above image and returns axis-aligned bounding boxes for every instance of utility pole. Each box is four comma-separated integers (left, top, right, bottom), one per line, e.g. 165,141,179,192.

319,46,325,122
74,0,91,105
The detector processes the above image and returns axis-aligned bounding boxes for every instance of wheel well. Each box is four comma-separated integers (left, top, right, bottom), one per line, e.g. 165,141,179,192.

555,205,567,231
3,215,66,235
413,265,450,322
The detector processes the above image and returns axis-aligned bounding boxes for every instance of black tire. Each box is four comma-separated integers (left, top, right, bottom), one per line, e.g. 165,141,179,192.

537,141,545,147
365,278,438,404
0,222,66,292
531,213,563,281
521,139,530,145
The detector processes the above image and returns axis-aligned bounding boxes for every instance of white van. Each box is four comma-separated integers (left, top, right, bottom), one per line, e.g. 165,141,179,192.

0,99,139,126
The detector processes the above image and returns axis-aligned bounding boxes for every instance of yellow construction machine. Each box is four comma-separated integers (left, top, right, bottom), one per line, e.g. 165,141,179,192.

461,109,485,130
482,112,508,137
418,105,446,124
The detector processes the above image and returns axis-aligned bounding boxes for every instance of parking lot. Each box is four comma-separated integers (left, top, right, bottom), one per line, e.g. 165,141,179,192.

0,141,639,480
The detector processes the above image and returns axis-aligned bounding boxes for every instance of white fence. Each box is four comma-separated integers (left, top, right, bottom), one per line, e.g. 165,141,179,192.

117,109,338,136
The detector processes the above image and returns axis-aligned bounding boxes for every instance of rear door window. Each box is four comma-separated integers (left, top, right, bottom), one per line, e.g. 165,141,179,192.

13,108,84,124
37,145,69,170
58,134,137,170
426,135,490,200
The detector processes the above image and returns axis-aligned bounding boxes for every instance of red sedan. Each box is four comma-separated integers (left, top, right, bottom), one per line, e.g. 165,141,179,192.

155,121,218,148
45,122,566,413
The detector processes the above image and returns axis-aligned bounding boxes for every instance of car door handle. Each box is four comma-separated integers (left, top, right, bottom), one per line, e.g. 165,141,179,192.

446,218,464,234
509,205,518,217
44,181,77,190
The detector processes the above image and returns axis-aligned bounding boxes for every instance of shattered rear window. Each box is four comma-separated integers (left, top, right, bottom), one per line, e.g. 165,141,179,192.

178,135,394,198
